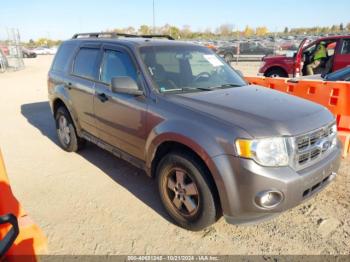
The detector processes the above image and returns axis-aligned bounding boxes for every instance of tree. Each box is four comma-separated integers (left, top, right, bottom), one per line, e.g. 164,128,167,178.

160,24,171,35
243,26,254,37
138,25,151,35
180,25,192,39
284,27,289,34
340,23,344,31
217,24,233,37
169,26,180,39
256,26,268,36
113,28,126,33
330,25,339,32
347,23,350,31
124,26,136,34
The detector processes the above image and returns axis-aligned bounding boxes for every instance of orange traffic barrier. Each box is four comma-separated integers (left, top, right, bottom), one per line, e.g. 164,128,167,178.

0,149,47,261
245,76,350,157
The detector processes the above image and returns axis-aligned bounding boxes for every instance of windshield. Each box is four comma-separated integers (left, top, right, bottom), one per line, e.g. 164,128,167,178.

139,45,247,93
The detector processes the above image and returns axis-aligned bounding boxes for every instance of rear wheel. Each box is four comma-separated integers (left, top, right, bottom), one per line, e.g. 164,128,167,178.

55,106,85,152
265,68,287,78
157,152,219,231
224,53,234,63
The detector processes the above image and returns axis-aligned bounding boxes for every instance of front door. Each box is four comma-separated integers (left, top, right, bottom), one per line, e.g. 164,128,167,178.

93,45,148,161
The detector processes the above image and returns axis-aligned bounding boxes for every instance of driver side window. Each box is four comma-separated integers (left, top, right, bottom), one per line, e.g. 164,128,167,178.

100,50,137,85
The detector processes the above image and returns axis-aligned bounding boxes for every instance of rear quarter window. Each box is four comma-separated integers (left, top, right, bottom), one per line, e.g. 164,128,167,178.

51,42,77,72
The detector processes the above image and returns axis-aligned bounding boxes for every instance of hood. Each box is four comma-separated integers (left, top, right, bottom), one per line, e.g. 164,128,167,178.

167,85,334,138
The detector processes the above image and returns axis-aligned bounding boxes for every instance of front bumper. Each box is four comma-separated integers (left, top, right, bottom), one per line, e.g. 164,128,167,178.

211,143,342,225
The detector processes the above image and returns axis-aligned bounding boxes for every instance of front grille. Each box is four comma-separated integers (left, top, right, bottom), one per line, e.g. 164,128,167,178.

295,123,336,169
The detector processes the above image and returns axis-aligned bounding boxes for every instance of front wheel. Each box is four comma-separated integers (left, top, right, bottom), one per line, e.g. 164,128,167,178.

157,152,219,231
55,106,85,152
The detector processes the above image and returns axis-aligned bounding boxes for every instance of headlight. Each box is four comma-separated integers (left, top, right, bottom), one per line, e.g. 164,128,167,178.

331,124,337,135
236,137,289,167
331,124,338,147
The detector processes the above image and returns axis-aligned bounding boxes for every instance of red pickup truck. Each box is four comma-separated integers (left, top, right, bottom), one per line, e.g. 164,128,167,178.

259,35,350,77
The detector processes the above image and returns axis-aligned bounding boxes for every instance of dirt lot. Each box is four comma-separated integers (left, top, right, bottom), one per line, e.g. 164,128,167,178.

0,56,349,255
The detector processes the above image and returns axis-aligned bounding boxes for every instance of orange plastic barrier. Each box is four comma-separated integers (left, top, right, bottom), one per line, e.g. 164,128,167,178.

0,149,47,261
246,76,350,157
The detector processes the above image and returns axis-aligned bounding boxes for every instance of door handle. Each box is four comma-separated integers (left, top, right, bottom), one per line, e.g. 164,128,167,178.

0,213,19,258
97,92,109,103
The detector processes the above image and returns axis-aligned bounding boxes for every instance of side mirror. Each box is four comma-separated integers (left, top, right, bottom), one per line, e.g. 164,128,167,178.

111,76,143,96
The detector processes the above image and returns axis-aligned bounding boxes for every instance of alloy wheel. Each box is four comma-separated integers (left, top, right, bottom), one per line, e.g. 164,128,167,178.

58,115,71,145
164,168,200,217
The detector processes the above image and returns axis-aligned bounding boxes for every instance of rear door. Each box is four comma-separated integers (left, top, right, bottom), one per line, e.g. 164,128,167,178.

68,43,102,137
333,38,350,71
93,45,148,161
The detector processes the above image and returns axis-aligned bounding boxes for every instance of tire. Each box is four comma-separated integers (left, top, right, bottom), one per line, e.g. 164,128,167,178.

157,152,219,231
23,53,28,58
265,68,287,78
55,106,85,152
224,53,233,63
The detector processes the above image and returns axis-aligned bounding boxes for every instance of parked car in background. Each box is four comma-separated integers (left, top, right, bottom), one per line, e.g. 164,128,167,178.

217,42,274,62
48,46,58,55
259,35,350,78
216,45,238,62
32,46,57,55
48,32,341,230
240,42,274,55
288,65,350,82
32,47,51,55
0,45,9,56
22,47,37,58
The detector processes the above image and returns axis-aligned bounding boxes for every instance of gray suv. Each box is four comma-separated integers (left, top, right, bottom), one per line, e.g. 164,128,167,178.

48,32,341,231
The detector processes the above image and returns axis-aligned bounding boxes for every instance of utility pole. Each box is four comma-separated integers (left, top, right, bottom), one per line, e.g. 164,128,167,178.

152,0,156,34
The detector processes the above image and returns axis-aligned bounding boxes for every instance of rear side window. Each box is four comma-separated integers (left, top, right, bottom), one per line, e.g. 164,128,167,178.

51,42,76,72
340,39,350,55
73,48,100,79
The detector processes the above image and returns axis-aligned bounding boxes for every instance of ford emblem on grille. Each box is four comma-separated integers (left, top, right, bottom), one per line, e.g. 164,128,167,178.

317,139,331,152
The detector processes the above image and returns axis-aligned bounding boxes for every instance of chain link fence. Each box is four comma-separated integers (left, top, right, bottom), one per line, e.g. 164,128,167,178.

0,28,24,73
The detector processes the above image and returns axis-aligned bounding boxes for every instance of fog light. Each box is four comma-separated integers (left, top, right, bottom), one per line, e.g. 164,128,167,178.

255,190,283,209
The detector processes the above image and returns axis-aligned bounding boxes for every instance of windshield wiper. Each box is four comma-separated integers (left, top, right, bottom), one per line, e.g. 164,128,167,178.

166,84,244,93
208,83,244,89
181,86,215,92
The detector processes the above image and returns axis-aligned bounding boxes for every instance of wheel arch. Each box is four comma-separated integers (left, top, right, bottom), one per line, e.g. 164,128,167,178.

264,66,288,77
51,97,82,134
150,139,222,214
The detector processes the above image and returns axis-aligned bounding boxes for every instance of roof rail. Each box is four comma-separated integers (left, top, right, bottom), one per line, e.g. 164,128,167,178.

72,32,174,40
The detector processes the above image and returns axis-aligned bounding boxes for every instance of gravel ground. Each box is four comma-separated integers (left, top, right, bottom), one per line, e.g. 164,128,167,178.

0,56,349,255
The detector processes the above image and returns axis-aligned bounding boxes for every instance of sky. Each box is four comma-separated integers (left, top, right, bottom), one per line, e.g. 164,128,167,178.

1,0,349,41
